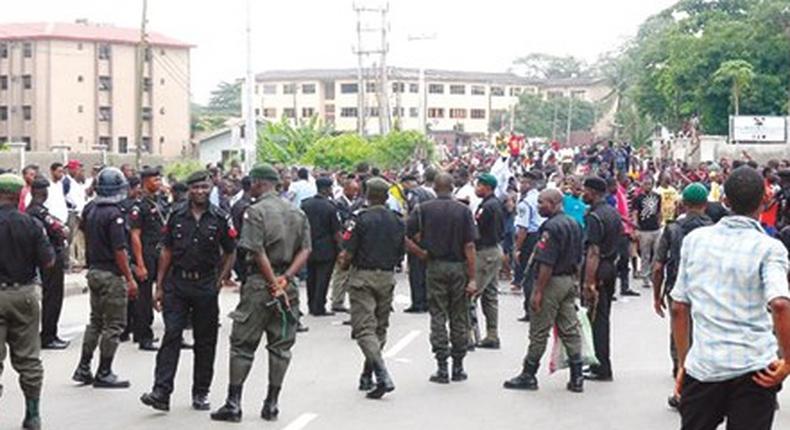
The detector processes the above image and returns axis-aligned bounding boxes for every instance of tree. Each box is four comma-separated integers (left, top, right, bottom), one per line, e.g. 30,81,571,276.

207,81,242,115
713,60,755,115
503,94,597,140
511,53,588,80
256,116,332,165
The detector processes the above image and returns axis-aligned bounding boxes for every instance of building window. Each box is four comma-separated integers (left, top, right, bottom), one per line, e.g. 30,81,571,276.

141,136,152,153
392,82,405,93
367,107,380,117
449,108,467,119
283,108,295,118
22,75,32,90
365,82,377,93
547,91,563,100
491,109,506,124
428,108,444,118
23,106,32,120
409,83,419,93
0,76,7,90
409,107,418,118
392,107,404,117
0,43,7,58
118,137,128,153
471,85,485,95
23,43,32,58
22,137,31,151
143,77,152,92
428,84,444,94
0,106,7,121
302,84,316,94
509,87,522,97
98,76,112,91
0,136,6,144
263,84,276,95
98,44,111,60
78,105,83,113
99,136,112,151
341,83,359,94
263,108,276,118
283,84,296,95
325,104,335,114
98,107,112,122
77,75,84,83
571,90,586,100
302,107,315,118
490,86,504,96
471,109,486,119
340,107,358,117
142,107,153,120
78,136,84,144
449,85,466,95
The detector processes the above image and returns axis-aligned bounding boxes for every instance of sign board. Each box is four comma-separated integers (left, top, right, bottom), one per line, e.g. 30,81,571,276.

730,116,787,143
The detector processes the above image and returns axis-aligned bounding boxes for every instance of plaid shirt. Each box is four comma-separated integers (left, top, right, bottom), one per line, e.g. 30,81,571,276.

671,215,789,382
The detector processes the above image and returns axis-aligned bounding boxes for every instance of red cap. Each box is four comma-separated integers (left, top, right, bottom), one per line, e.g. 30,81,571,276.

66,160,83,170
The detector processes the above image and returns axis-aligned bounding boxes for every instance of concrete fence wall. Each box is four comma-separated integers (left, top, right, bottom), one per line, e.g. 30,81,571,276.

0,150,185,173
653,135,790,165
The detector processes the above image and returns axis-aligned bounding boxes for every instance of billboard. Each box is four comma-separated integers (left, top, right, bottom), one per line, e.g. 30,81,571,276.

730,116,787,143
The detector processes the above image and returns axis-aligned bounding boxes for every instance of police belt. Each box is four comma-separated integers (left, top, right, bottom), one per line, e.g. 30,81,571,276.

173,268,217,281
0,282,34,290
353,266,394,273
247,264,290,276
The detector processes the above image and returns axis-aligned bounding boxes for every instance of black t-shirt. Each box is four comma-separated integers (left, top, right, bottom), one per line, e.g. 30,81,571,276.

0,204,54,284
129,194,171,253
633,192,661,231
82,201,128,275
475,194,506,249
301,195,342,263
407,196,477,262
532,213,583,275
585,201,623,260
344,206,405,270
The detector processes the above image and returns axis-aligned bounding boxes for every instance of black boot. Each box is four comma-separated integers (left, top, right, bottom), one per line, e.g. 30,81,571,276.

93,356,130,389
366,360,395,399
140,390,170,411
72,352,94,385
503,361,539,390
451,358,468,382
429,359,450,384
260,385,280,421
358,360,374,391
210,384,243,422
22,397,41,430
567,357,584,393
192,392,210,411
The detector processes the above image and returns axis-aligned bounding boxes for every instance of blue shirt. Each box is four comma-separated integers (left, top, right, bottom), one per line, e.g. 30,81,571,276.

515,189,545,233
671,216,789,382
563,194,587,228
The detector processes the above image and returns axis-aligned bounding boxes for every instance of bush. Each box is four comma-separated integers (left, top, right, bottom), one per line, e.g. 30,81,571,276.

257,117,332,165
371,131,435,169
165,160,204,182
302,134,373,171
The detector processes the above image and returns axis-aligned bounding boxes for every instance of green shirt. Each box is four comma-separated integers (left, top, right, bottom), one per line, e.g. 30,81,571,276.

239,191,311,268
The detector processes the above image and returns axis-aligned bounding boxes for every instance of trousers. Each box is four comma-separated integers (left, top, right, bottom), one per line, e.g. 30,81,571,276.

680,373,778,430
591,260,616,376
40,255,65,343
475,246,502,338
306,260,335,315
134,252,157,342
520,233,540,315
426,261,469,361
635,229,660,282
0,285,42,399
348,269,395,363
524,276,581,366
330,262,350,309
407,254,428,310
81,269,127,359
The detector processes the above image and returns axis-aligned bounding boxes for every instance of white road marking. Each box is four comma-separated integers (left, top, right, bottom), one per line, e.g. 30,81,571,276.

393,358,412,364
282,412,318,430
383,330,421,359
393,294,411,305
59,325,85,339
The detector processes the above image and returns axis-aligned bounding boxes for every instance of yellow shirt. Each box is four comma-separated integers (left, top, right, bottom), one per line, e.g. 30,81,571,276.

657,185,679,225
708,182,721,202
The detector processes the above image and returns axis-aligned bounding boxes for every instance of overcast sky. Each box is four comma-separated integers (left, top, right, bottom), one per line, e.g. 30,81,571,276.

5,0,678,104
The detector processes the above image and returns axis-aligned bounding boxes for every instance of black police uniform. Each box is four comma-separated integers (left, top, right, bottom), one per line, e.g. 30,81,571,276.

152,202,236,400
584,200,623,378
405,188,434,312
118,194,138,341
129,193,171,345
27,201,69,345
230,193,255,284
301,194,342,315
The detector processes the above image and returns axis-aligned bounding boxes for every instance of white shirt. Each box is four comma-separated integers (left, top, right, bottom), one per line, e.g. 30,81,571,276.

45,178,69,223
66,175,87,213
291,179,317,207
454,182,481,215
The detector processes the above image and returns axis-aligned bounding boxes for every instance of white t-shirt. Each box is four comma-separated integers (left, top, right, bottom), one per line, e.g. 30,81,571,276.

454,182,481,215
66,175,87,213
45,179,69,223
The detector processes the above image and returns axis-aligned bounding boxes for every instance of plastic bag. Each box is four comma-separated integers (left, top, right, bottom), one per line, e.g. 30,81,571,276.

549,305,599,373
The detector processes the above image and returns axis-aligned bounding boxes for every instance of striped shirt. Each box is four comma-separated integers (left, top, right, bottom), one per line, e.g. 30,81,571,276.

671,216,789,382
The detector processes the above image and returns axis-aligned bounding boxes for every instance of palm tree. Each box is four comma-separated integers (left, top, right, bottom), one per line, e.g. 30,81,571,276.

712,60,755,116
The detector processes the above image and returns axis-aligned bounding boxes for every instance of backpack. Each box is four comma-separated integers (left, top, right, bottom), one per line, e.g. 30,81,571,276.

664,215,713,292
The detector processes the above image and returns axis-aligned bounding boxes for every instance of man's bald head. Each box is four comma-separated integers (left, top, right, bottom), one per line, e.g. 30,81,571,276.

434,172,454,195
537,188,564,218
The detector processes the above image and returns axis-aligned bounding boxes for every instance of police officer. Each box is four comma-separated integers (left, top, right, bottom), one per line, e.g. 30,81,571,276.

211,164,311,423
301,177,342,316
0,173,55,430
119,175,141,343
339,177,405,399
140,170,237,412
504,189,585,393
405,173,477,383
72,167,138,389
129,167,170,351
230,176,254,284
473,173,506,349
580,176,622,382
514,171,545,322
27,177,70,350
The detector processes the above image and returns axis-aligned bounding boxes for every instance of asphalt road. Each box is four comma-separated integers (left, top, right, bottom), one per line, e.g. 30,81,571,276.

1,275,788,430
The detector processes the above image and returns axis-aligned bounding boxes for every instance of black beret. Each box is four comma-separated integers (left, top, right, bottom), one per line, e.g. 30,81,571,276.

31,176,50,190
172,182,188,193
127,176,141,188
316,177,333,189
186,170,211,185
583,176,607,193
140,167,161,178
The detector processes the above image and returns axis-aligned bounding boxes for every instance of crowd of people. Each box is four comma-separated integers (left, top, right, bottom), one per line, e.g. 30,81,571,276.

0,138,789,429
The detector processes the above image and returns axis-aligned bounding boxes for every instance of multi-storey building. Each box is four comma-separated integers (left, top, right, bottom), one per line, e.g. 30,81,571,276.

0,21,192,157
254,68,613,138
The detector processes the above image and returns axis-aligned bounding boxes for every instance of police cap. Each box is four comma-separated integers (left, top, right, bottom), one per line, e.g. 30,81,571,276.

186,170,211,185
249,164,280,182
140,166,161,178
477,173,498,189
0,173,25,194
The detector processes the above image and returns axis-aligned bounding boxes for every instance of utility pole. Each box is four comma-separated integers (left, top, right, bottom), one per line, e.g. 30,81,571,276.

353,2,390,136
565,93,574,146
134,0,149,169
407,33,436,135
551,99,559,141
243,0,257,171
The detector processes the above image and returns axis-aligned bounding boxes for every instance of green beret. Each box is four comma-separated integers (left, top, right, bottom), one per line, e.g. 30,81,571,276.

249,164,280,182
0,173,25,194
478,173,498,189
682,182,708,204
186,170,211,185
366,177,390,195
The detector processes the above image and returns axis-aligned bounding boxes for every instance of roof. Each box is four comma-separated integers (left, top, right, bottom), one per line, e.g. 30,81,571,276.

257,67,540,86
0,22,193,49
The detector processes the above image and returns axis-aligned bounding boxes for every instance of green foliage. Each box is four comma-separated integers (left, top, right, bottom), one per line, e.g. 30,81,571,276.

303,134,373,171
257,117,332,165
628,0,790,134
504,94,597,139
371,131,435,169
164,160,204,182
207,81,242,115
512,53,589,80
